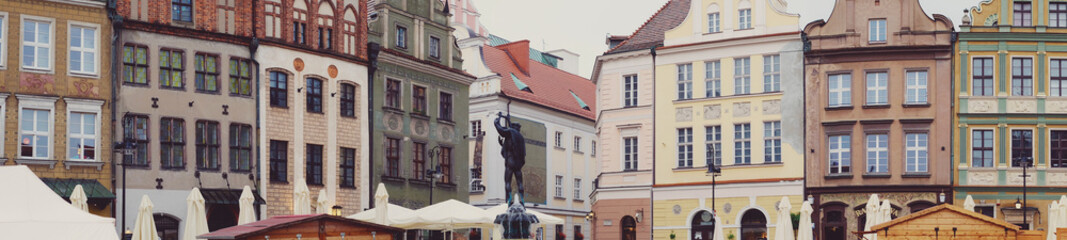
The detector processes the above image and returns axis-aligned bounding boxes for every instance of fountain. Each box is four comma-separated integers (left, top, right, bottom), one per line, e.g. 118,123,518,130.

492,112,539,239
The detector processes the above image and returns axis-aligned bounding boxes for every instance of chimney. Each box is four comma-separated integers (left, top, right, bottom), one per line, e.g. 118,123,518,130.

498,40,531,75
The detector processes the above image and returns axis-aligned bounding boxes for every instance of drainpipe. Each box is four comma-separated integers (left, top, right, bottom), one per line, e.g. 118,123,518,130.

949,31,958,200
250,0,261,219
106,0,124,230
649,45,657,240
367,42,381,208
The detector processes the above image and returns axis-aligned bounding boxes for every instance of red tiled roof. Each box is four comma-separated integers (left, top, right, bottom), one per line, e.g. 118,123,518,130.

605,0,691,54
198,214,401,239
483,42,596,121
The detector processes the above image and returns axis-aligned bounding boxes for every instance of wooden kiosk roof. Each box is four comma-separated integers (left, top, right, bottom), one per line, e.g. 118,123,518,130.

199,214,403,240
867,204,1033,239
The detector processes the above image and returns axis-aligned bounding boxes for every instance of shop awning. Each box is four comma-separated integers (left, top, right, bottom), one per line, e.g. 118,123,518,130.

201,188,266,205
41,178,115,199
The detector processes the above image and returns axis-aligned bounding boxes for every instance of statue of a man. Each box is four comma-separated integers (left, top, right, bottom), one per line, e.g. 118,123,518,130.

495,112,526,204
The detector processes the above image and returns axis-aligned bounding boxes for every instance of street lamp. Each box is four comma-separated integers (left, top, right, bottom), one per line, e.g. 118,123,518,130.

114,115,138,237
706,143,722,218
1017,156,1032,229
331,205,343,217
426,146,446,205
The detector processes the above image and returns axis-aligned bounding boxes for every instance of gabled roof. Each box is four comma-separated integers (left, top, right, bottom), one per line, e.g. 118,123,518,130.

604,0,691,55
482,42,596,121
488,34,560,67
870,204,1021,231
199,214,402,239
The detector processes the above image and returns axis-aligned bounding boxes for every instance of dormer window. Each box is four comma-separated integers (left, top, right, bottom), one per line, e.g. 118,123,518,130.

706,4,721,33
869,19,886,43
738,9,752,30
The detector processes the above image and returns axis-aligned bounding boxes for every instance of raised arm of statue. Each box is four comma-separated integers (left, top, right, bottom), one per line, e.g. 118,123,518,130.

495,113,509,134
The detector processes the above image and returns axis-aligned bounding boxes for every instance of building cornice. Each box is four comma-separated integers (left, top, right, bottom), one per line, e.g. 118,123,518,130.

379,50,476,85
656,31,802,53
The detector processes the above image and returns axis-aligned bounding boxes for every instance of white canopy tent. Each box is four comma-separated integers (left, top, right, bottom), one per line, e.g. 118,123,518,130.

349,203,418,226
397,199,493,230
0,165,118,240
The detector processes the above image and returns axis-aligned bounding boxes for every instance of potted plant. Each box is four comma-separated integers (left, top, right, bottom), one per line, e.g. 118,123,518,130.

727,231,736,240
669,230,676,240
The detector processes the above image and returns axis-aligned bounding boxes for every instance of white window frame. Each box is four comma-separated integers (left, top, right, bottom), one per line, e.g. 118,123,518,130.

573,178,582,200
66,98,103,162
0,94,9,154
554,175,564,198
828,73,852,107
905,132,929,173
429,35,441,59
906,70,929,104
734,123,751,164
20,15,56,72
623,136,638,171
764,121,781,163
574,136,582,152
17,95,58,160
0,12,8,69
555,131,563,148
734,57,751,95
869,19,887,43
67,21,100,77
678,128,693,168
828,134,851,174
677,64,693,100
707,12,720,33
763,55,780,93
866,134,888,173
738,9,752,30
706,125,721,167
972,56,996,96
1011,56,1034,96
1010,127,1036,168
623,74,638,107
865,72,888,105
970,128,996,168
705,61,721,98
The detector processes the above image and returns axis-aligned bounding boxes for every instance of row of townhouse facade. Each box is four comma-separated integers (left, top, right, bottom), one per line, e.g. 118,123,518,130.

1,0,473,240
591,0,1067,240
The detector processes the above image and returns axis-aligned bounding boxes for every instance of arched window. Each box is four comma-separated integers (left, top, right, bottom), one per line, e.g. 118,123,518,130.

690,210,715,240
340,83,357,117
737,0,752,30
317,0,335,50
908,201,936,213
342,7,359,55
292,0,309,45
706,4,721,33
821,203,846,240
306,78,323,113
740,209,766,240
621,215,637,240
153,213,180,240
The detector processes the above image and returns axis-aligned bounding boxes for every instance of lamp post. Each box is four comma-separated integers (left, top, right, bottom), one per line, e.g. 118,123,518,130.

427,146,445,205
1017,156,1032,229
705,144,721,219
114,116,137,237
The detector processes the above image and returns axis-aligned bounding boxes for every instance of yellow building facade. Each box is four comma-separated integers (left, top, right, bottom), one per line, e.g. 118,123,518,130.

651,0,805,239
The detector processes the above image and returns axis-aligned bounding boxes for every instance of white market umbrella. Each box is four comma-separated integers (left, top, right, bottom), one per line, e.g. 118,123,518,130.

797,201,814,240
293,179,312,215
183,188,209,240
863,194,880,240
316,189,330,214
0,165,118,240
131,195,159,240
486,203,565,225
879,200,892,226
374,183,389,225
1049,201,1060,240
712,216,725,240
1059,195,1067,229
70,184,89,212
238,186,256,225
963,195,976,212
399,199,493,230
773,196,795,240
349,203,418,226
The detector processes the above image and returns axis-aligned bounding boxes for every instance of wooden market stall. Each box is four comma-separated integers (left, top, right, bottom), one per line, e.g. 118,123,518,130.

863,204,1045,240
198,214,403,240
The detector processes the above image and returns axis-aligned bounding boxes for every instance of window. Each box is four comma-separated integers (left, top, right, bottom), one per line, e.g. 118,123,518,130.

340,147,356,187
906,71,928,104
734,123,751,164
574,225,583,240
429,36,441,59
828,135,851,174
740,209,767,240
555,131,563,148
292,0,308,45
828,74,852,107
677,128,693,167
22,18,52,70
264,2,283,38
1053,3,1067,27
763,55,780,92
342,8,359,55
624,137,638,171
574,136,582,152
471,120,482,137
592,140,597,156
1014,2,1032,27
385,79,401,109
976,206,996,218
1054,60,1067,97
229,58,252,96
573,178,582,199
396,26,408,49
869,19,886,42
823,206,847,240
385,137,400,177
159,49,184,88
866,72,888,105
707,12,720,33
738,9,752,29
554,175,564,197
195,121,219,169
318,27,332,50
269,71,288,107
440,92,453,121
412,85,427,114
690,211,715,240
412,142,426,180
69,24,98,75
624,74,638,106
269,140,288,182
124,115,149,166
866,134,888,173
20,108,51,159
905,133,928,173
66,112,96,161
1012,58,1033,96
439,147,452,183
293,21,307,44
230,124,252,171
306,78,323,113
0,14,6,68
123,45,149,84
706,126,722,166
972,129,994,168
340,83,356,117
705,61,721,98
160,118,185,169
1054,131,1067,168
194,54,219,92
306,144,323,185
972,58,994,96
764,121,781,163
734,57,751,95
1012,130,1034,167
154,214,180,240
172,0,193,22
677,64,693,100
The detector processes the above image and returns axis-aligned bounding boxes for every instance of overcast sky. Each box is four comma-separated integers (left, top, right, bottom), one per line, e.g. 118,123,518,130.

474,0,973,78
